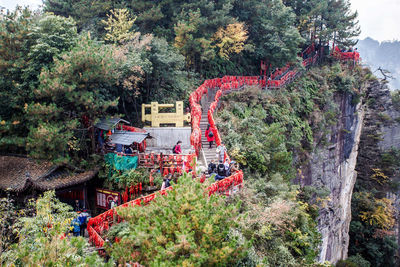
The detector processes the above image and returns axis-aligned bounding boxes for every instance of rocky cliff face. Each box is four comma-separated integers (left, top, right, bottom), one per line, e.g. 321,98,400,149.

354,79,400,262
300,90,366,263
303,78,400,264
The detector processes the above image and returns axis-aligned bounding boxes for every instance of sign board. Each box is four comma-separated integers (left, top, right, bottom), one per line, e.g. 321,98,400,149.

96,188,121,210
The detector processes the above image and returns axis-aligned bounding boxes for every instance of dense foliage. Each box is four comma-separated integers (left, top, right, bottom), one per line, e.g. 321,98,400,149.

349,147,400,265
43,0,359,75
235,175,321,266
0,191,105,266
106,174,248,266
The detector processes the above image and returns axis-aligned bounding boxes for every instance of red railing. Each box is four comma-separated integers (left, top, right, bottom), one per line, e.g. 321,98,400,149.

87,187,173,249
331,46,360,62
87,42,357,253
87,171,244,249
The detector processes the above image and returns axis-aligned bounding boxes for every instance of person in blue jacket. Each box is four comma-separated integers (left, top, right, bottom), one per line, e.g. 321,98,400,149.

71,217,81,237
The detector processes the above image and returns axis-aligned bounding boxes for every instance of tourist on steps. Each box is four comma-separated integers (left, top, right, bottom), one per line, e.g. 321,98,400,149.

224,159,230,176
71,216,81,237
216,143,226,162
161,174,172,190
205,124,215,148
208,159,217,175
215,160,226,181
173,141,182,154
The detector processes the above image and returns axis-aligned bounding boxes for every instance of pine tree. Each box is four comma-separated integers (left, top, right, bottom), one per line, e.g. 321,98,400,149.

0,7,34,151
107,174,248,265
232,0,303,68
26,36,122,163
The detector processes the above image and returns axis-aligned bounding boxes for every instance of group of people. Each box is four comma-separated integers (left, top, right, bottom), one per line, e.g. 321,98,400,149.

207,159,239,181
71,209,90,237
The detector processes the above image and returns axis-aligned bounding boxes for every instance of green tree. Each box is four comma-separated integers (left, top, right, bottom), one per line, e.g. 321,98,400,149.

117,36,198,122
0,191,105,266
232,0,303,68
24,13,78,90
26,36,123,163
102,8,138,44
322,0,360,47
0,7,34,151
106,174,248,265
283,0,360,47
144,37,196,103
0,10,78,153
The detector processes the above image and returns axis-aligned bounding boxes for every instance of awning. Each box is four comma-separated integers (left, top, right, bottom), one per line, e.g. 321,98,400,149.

109,130,150,145
94,118,130,131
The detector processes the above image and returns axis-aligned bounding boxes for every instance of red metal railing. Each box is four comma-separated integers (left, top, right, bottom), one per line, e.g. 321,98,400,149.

87,42,358,253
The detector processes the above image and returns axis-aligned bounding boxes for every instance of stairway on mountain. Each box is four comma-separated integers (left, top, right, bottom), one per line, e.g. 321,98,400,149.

199,88,219,167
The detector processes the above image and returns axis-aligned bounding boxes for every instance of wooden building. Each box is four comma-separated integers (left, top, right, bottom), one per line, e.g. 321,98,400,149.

0,155,99,210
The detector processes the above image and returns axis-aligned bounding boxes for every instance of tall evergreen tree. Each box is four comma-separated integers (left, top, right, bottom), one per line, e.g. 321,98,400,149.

283,0,360,46
26,36,123,163
232,0,303,68
0,9,78,152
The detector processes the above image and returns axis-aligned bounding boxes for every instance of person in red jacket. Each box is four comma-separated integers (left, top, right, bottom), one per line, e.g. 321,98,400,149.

173,141,182,154
205,124,215,149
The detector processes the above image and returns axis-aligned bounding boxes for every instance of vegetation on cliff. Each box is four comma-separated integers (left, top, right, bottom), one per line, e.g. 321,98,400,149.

346,77,400,266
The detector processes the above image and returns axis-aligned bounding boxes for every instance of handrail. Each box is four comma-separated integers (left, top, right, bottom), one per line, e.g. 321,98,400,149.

87,42,358,254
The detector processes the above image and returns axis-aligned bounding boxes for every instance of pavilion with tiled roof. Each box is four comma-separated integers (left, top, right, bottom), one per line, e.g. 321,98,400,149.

0,155,98,209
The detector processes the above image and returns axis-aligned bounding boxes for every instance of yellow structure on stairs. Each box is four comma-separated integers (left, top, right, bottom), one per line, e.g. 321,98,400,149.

142,101,191,127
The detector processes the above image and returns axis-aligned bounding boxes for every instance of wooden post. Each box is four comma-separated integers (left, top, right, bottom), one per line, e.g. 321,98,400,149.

176,101,184,127
83,183,88,210
151,102,159,127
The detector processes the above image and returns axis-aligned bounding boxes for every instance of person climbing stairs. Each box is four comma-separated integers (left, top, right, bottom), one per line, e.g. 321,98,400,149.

199,88,219,167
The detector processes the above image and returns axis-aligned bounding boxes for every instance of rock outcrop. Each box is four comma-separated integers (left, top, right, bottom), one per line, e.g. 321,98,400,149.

305,78,399,264
300,89,366,263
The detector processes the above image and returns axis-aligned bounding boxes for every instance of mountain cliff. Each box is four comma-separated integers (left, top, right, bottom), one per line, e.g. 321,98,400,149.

301,69,400,265
302,91,364,263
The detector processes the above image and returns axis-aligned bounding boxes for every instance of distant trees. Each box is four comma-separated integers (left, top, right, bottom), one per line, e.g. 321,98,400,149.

43,0,360,75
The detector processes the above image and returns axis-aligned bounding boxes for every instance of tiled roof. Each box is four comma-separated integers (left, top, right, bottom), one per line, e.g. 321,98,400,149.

94,118,130,131
0,156,98,192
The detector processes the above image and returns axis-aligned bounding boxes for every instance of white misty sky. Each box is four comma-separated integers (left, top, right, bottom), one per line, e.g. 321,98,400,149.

0,0,399,42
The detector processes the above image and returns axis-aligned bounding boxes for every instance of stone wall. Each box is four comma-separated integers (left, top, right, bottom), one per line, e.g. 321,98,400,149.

144,127,191,149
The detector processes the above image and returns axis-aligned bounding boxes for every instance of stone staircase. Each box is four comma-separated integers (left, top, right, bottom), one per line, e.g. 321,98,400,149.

199,89,219,167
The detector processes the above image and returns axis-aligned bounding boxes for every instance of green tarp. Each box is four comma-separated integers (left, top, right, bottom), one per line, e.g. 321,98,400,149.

105,153,138,171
